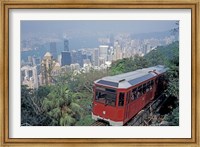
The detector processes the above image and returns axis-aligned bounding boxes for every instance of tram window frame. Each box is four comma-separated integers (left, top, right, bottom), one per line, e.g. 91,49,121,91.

118,92,125,107
127,91,131,103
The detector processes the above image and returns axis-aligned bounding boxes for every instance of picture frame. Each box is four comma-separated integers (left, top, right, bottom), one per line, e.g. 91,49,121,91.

0,0,199,146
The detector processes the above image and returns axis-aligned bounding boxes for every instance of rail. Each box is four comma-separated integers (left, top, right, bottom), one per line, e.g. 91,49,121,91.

91,120,108,126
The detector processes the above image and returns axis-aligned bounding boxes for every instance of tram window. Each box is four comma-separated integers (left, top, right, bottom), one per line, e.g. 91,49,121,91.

155,78,158,84
118,93,125,106
150,80,154,90
147,81,150,92
132,88,138,100
106,88,116,93
131,90,133,100
151,80,154,89
95,92,100,100
143,83,147,94
96,92,106,100
138,85,143,97
95,90,116,106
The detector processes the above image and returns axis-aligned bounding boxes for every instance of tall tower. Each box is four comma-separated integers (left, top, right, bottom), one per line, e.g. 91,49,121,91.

62,39,71,66
92,48,99,66
50,42,57,59
99,45,109,61
64,39,69,51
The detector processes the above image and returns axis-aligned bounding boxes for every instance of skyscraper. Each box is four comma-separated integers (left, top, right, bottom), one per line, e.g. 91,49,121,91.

99,45,109,61
71,50,78,64
61,51,71,66
77,50,83,67
50,42,57,59
92,48,99,66
64,39,69,51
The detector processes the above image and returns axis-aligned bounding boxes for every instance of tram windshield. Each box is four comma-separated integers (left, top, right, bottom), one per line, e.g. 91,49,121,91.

95,87,116,107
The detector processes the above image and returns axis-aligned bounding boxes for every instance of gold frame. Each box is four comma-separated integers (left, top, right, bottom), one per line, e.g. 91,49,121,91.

0,0,199,146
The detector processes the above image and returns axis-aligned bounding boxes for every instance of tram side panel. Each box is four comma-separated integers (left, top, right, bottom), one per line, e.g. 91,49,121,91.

124,78,157,124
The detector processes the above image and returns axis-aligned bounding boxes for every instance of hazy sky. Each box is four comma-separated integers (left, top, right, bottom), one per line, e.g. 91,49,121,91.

21,20,178,35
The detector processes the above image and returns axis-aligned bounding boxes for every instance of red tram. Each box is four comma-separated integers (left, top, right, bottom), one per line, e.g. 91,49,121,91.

92,65,168,126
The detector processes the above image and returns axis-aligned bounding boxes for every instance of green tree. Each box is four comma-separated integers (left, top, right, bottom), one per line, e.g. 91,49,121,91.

42,83,82,126
109,55,148,75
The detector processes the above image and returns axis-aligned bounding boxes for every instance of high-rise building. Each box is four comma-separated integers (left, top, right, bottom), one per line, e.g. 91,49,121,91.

32,56,41,74
71,50,78,64
50,42,57,59
92,48,99,66
77,50,83,67
82,54,87,61
99,45,109,61
64,39,69,51
21,65,38,89
99,57,105,66
113,41,122,60
51,62,61,77
61,51,71,66
87,54,92,63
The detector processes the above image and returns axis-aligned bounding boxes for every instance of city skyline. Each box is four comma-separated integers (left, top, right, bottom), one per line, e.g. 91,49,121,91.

20,20,179,89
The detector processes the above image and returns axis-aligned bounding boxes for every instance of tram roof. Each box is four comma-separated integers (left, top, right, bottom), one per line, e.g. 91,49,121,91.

94,65,168,89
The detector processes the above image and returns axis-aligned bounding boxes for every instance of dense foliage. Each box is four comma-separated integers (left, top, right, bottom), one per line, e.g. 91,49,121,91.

21,85,52,126
21,41,179,126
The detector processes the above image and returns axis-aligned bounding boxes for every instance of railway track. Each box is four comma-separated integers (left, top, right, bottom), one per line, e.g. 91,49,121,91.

91,94,167,126
91,120,108,126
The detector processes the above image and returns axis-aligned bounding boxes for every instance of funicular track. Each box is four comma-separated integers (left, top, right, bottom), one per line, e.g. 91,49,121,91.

91,94,167,126
91,120,108,126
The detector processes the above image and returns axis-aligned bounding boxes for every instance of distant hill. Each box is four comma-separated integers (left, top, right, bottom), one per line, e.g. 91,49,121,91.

131,31,178,40
144,41,179,66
